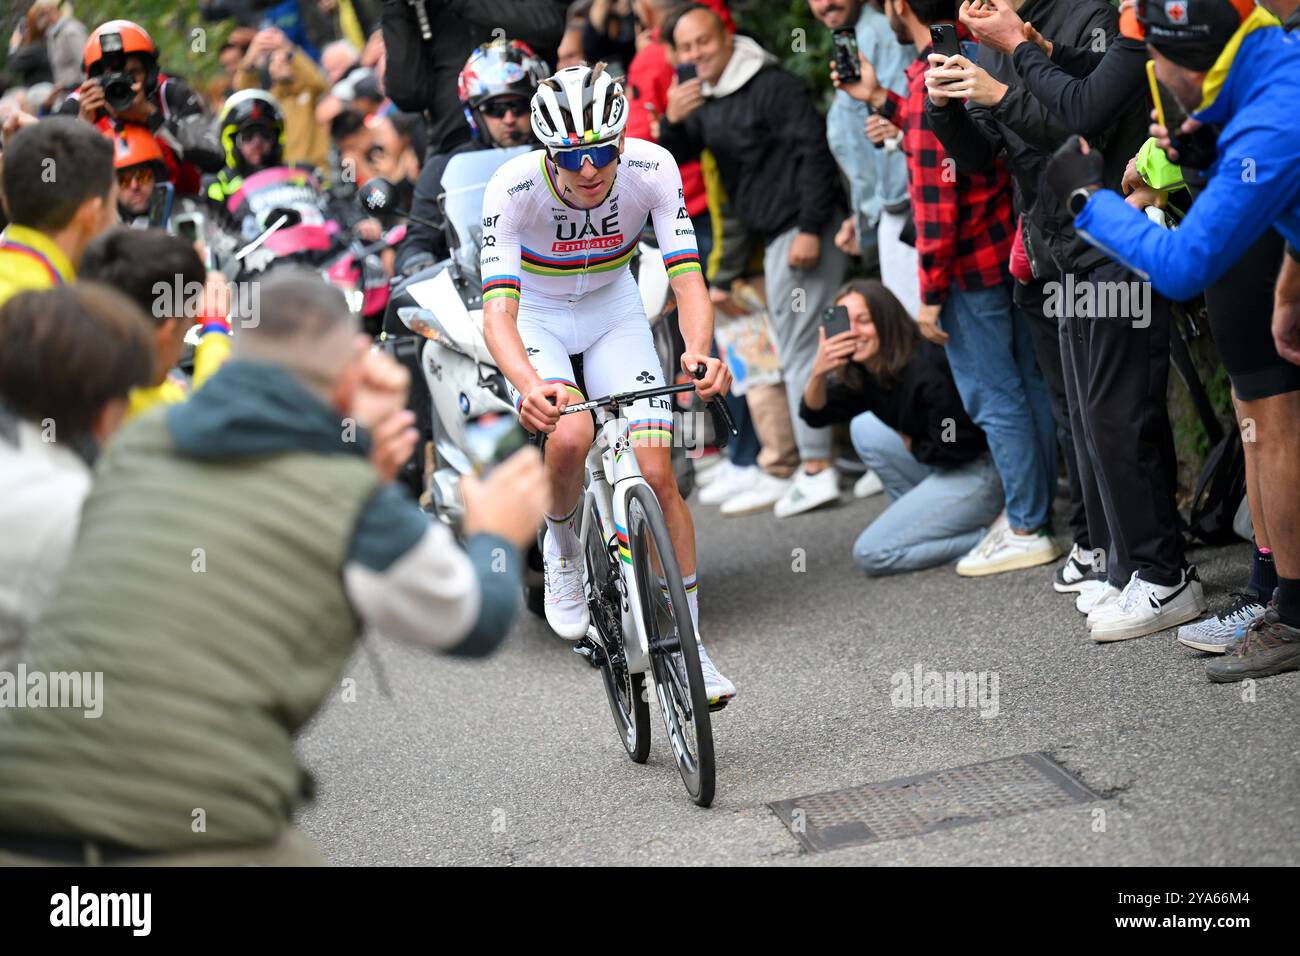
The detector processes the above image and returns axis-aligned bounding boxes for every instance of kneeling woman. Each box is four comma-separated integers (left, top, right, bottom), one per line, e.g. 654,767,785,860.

801,280,1003,575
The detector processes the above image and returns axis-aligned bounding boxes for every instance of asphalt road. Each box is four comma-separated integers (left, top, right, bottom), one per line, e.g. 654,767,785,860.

297,483,1300,865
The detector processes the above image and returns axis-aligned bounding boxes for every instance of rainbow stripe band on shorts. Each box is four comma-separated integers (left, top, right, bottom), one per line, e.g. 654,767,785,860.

483,275,521,302
514,377,584,410
627,418,673,444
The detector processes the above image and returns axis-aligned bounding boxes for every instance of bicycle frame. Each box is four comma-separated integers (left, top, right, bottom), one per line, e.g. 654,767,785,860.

578,414,655,675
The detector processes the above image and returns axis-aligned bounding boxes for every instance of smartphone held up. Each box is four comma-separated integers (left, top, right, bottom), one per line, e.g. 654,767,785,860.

832,29,861,84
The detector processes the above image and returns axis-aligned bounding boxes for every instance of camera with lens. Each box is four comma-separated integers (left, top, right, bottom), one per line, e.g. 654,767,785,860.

93,30,138,113
98,73,137,112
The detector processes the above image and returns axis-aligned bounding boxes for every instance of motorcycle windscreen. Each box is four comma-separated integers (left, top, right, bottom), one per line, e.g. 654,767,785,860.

438,146,532,281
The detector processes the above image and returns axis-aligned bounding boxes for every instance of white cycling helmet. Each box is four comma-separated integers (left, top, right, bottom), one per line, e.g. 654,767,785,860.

530,62,628,149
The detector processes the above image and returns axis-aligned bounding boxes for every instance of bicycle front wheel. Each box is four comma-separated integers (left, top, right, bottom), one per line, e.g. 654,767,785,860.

584,502,650,763
625,484,715,807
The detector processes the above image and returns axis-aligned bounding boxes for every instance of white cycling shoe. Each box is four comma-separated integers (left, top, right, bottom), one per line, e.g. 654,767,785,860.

543,533,589,640
696,641,736,708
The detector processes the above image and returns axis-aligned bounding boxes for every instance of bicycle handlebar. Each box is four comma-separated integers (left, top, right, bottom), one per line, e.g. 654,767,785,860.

558,364,738,437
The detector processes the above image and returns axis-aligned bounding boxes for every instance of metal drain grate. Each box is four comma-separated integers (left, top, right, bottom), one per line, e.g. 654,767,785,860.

768,752,1099,853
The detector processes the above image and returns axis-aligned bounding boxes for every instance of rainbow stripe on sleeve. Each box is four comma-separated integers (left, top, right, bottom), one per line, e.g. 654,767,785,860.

663,249,702,278
482,275,521,302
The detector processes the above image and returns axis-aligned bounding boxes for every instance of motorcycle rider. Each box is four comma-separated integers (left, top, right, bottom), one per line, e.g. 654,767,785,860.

205,88,291,210
394,39,549,276
382,40,549,501
61,20,223,194
106,123,168,227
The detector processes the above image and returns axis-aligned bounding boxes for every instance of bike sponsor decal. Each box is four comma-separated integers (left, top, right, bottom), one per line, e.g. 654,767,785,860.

482,214,499,228
507,179,533,196
625,159,659,171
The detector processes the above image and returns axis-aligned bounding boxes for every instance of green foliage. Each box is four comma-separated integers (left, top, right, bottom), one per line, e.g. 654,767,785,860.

74,0,233,86
732,0,836,108
2,1,230,87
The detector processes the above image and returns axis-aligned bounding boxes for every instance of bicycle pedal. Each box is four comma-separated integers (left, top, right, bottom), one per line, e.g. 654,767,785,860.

572,638,606,668
708,697,733,714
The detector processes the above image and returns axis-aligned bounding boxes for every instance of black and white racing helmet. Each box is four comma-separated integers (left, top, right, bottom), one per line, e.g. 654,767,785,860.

530,62,629,149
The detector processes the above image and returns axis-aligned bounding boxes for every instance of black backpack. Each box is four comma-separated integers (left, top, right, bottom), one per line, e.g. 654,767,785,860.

1188,429,1247,546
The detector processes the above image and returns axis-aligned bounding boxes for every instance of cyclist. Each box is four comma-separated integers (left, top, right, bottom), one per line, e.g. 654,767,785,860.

479,63,737,706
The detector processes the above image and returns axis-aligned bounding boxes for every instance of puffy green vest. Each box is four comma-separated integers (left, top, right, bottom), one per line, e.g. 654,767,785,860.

0,409,379,851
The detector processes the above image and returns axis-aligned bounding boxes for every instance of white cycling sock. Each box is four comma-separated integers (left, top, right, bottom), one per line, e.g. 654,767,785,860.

658,573,700,636
545,503,581,559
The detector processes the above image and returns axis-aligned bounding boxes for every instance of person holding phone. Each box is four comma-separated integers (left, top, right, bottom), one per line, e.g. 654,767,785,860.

658,4,851,520
1048,0,1300,677
835,0,1063,579
802,279,1001,575
810,0,918,318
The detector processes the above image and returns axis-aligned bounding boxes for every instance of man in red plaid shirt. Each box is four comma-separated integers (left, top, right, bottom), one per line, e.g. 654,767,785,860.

834,0,1062,578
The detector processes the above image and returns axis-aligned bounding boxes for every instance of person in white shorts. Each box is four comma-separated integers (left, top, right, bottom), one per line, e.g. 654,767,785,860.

479,62,736,706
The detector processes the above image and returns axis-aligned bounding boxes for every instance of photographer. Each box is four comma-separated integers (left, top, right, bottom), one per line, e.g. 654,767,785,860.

380,0,566,156
59,20,223,193
801,280,1000,575
0,272,549,866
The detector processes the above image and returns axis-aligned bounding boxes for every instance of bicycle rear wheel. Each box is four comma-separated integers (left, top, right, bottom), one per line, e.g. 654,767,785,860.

584,501,650,763
625,484,715,807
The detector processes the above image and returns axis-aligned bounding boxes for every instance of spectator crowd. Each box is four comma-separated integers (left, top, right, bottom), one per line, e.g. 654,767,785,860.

1,0,1298,864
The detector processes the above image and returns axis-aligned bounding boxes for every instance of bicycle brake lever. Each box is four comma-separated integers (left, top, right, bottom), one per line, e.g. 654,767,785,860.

690,364,738,436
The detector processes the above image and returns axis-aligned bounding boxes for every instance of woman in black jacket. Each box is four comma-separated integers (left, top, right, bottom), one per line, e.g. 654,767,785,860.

801,279,1003,575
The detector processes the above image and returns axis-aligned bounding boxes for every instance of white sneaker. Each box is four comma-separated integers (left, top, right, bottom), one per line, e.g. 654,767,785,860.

956,510,1008,563
720,472,792,517
955,524,1062,577
542,531,589,640
773,467,841,518
853,469,884,499
696,641,736,707
1089,568,1207,643
1053,542,1107,593
1076,580,1119,616
693,453,726,486
697,462,759,505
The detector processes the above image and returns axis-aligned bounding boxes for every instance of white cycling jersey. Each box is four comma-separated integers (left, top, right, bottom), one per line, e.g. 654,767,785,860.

479,137,702,304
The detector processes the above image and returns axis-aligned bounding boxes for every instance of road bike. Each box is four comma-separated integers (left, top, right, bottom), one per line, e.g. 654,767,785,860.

555,370,734,806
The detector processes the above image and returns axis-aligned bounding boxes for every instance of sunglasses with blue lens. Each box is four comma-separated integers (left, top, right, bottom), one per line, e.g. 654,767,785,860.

549,142,620,172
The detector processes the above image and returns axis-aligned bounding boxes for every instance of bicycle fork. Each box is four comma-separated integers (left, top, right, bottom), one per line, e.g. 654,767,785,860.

578,421,652,676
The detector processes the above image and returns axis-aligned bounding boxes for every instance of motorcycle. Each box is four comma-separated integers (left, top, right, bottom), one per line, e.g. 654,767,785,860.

323,222,407,337
364,147,546,612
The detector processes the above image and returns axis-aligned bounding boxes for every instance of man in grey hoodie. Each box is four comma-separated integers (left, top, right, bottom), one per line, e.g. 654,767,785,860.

658,4,851,520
